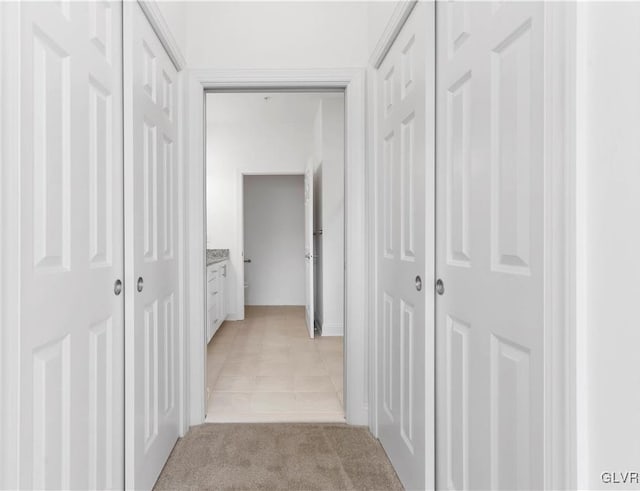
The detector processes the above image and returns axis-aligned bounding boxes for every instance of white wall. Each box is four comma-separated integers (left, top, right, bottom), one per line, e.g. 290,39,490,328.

185,1,369,69
578,4,640,488
163,0,400,69
366,1,401,57
243,175,305,306
155,1,189,62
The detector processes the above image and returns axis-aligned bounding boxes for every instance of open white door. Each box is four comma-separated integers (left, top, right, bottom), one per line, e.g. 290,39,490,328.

304,160,315,338
375,2,435,490
124,3,181,489
435,2,545,489
8,2,125,489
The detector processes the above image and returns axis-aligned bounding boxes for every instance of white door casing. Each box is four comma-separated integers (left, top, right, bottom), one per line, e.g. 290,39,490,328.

11,1,125,489
124,3,181,489
305,160,315,338
188,69,367,427
435,2,545,489
375,2,435,490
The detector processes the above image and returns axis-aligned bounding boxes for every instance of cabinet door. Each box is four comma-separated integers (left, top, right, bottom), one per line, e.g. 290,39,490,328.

207,304,216,343
216,292,222,331
206,277,213,312
207,264,219,283
220,262,228,320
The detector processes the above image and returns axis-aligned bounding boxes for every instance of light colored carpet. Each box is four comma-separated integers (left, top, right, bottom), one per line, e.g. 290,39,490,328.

154,423,404,491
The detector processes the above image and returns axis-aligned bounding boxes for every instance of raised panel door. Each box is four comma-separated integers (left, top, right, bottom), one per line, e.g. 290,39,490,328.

435,2,545,489
124,3,180,489
16,2,124,489
375,3,435,490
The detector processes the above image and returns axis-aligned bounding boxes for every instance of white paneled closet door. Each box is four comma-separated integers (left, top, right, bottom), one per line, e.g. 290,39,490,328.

375,2,435,490
435,2,545,489
16,1,124,489
124,3,181,489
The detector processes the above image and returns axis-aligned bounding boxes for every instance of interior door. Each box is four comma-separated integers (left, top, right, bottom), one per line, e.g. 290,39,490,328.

435,2,545,489
16,2,124,489
305,161,315,338
375,2,435,490
124,3,181,489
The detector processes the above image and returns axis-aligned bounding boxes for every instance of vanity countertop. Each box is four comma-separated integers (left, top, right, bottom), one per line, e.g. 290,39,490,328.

207,249,229,266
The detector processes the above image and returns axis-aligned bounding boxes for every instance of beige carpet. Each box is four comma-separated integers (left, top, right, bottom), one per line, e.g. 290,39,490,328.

154,423,404,491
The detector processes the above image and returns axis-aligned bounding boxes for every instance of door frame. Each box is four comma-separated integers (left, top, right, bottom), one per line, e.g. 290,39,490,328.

366,1,578,490
186,68,368,427
236,170,307,320
0,2,22,487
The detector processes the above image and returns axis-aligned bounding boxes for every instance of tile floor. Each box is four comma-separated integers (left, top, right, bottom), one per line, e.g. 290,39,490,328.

205,305,345,423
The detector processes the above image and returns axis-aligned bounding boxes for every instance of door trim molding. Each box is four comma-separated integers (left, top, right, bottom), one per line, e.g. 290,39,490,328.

237,170,306,320
185,67,368,426
365,64,379,439
137,0,186,71
369,0,418,69
0,3,21,488
543,3,578,490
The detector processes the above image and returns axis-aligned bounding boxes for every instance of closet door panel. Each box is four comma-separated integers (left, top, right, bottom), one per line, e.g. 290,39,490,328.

17,2,124,489
124,3,181,489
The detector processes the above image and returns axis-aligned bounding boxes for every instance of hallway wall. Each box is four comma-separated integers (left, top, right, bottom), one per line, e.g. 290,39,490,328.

185,1,369,69
366,1,402,57
243,175,305,306
181,1,404,69
155,1,189,60
577,3,640,488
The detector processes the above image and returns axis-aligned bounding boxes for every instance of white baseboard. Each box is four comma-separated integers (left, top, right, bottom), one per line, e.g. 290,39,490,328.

321,323,344,337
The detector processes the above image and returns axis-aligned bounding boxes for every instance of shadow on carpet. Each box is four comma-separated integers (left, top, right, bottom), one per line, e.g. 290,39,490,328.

154,423,404,490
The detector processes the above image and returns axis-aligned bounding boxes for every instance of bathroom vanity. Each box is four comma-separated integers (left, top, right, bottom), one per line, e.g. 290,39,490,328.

206,249,229,343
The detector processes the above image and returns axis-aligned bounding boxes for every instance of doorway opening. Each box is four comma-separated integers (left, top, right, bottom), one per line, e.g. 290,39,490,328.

204,91,346,422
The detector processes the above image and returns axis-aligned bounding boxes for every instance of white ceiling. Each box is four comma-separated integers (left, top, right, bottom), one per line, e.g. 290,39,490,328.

205,91,343,126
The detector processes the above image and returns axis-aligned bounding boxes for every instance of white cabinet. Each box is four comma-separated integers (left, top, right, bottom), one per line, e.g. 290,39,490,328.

207,260,229,343
220,261,228,319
